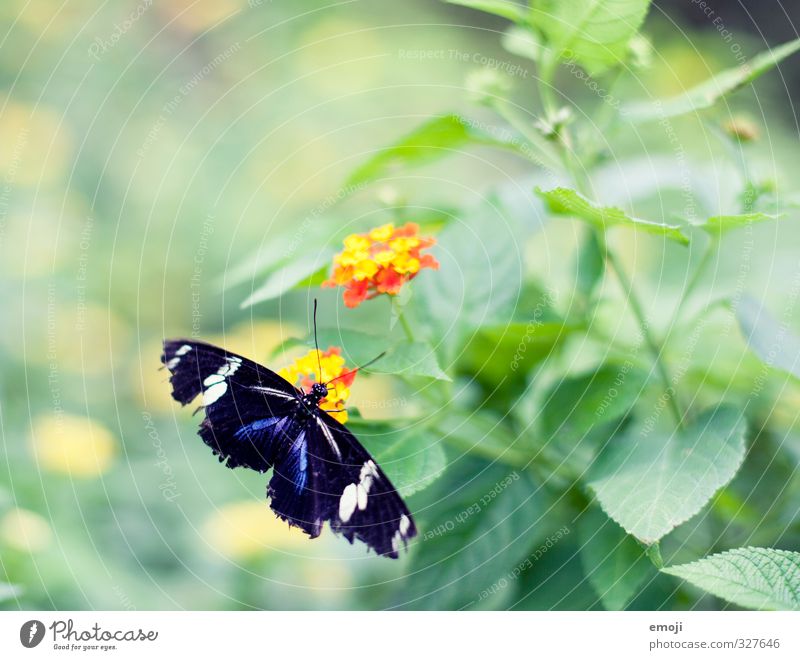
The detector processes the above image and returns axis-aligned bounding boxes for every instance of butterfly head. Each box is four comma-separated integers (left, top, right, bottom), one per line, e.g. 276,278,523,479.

310,381,329,401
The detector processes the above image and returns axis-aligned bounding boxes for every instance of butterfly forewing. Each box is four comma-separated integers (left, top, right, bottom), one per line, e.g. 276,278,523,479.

161,339,417,557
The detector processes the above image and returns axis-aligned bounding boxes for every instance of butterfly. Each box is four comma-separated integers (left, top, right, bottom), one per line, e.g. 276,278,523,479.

160,306,417,558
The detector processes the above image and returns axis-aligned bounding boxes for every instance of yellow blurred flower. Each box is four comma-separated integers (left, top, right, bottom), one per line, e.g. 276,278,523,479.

203,500,307,560
0,100,72,186
0,508,53,553
31,414,116,477
278,347,354,423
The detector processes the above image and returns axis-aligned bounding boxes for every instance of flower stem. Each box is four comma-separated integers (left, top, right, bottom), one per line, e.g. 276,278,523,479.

670,239,717,327
606,250,685,429
393,297,416,343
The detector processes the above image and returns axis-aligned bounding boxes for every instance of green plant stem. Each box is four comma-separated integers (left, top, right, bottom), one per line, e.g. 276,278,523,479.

398,309,415,343
547,84,685,428
670,239,718,328
646,542,664,569
492,100,563,173
606,250,685,429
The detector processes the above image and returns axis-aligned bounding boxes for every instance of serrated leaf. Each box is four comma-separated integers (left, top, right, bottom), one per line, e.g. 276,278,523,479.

663,547,800,611
404,456,541,609
624,38,800,122
540,364,647,476
240,250,335,308
350,420,447,498
311,328,451,381
346,114,526,188
443,0,530,24
736,295,800,381
588,405,747,544
700,212,783,236
531,0,653,76
578,506,652,610
536,187,689,245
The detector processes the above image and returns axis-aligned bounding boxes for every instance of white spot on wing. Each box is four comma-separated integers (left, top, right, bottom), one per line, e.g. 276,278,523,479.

202,381,228,405
175,344,192,356
339,483,358,522
400,514,411,536
356,484,368,510
358,460,379,494
218,357,242,377
203,373,225,387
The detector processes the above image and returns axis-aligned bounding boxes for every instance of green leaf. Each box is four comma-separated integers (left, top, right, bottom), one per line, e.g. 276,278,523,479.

578,506,652,610
460,321,575,386
404,456,541,609
699,212,783,236
536,187,689,245
624,38,800,122
501,25,544,62
312,328,451,381
736,295,800,381
572,229,605,310
531,0,653,76
414,199,524,357
346,114,526,188
443,0,530,24
350,421,447,497
240,250,335,308
540,364,647,476
434,410,532,469
588,405,747,544
663,547,800,611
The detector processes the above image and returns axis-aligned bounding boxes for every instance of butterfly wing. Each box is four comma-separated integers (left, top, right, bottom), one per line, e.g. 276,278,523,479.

162,339,300,472
268,411,417,558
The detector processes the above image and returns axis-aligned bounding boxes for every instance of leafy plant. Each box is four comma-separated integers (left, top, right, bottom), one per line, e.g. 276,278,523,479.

237,0,800,609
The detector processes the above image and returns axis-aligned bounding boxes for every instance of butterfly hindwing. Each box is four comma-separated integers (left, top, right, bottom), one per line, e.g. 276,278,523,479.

269,412,417,558
162,340,299,472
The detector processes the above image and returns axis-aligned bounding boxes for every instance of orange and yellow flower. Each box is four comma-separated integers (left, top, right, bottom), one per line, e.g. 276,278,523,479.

323,222,439,308
278,347,355,423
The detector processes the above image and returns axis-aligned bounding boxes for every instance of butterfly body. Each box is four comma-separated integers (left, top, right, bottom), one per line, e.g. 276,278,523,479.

161,339,416,558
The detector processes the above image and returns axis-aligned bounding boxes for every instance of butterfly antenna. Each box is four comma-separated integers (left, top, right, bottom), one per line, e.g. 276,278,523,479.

313,298,324,384
325,351,387,388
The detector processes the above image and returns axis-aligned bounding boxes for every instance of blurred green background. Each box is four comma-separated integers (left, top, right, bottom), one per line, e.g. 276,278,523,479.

1,0,799,610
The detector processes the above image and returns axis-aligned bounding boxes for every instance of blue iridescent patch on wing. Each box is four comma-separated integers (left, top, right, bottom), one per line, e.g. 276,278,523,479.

284,431,308,493
234,417,281,441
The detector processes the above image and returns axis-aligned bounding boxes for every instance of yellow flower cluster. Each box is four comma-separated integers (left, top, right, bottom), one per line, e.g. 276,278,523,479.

277,347,355,423
323,222,439,307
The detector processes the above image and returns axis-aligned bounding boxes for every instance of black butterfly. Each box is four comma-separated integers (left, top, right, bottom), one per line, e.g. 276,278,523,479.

161,310,417,558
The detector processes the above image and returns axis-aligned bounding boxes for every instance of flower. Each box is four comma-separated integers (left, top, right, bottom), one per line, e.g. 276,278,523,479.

323,222,439,308
278,347,355,423
30,414,116,477
0,508,53,553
